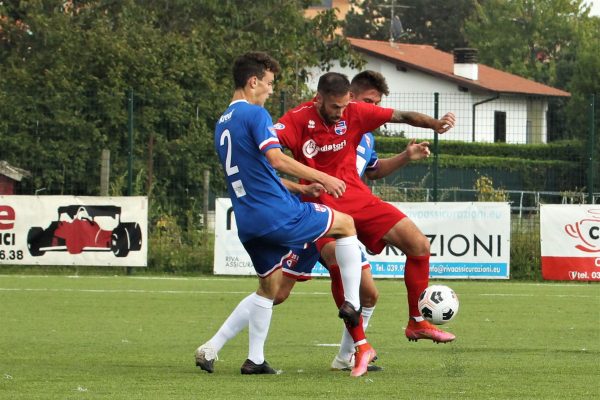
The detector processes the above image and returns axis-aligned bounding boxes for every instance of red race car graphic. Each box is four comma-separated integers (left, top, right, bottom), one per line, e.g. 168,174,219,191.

27,205,142,257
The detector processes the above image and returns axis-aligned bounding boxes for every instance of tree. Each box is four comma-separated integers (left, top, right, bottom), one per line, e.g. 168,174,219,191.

343,0,480,51
465,0,590,87
0,0,363,217
465,0,597,143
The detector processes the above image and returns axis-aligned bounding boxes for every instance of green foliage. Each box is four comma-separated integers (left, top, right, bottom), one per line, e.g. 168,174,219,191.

0,0,362,199
474,175,508,201
510,216,541,280
344,0,479,51
465,0,588,87
374,136,586,191
375,136,585,160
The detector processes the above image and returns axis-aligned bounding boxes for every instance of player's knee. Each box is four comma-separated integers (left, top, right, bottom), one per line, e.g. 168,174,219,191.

407,235,430,256
320,244,337,267
334,212,356,237
273,290,289,306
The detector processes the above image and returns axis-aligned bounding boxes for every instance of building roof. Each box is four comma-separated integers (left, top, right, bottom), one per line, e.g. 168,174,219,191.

348,38,570,97
0,161,31,182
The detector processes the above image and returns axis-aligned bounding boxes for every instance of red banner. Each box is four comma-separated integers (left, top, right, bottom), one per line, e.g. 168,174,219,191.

540,205,600,282
541,256,600,281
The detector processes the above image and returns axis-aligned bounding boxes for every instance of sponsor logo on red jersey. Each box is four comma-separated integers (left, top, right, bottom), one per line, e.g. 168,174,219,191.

302,139,347,159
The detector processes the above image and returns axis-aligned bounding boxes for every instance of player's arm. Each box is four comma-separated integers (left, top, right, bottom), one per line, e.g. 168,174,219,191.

266,148,345,198
389,111,455,134
280,178,324,197
365,139,430,180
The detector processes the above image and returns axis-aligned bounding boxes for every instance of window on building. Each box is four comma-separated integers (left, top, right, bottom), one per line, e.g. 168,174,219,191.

494,111,506,143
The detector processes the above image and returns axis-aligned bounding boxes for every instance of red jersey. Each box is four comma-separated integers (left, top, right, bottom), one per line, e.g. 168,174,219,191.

276,101,393,213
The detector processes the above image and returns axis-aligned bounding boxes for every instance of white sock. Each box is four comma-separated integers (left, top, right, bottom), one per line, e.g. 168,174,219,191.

338,306,376,361
362,306,375,329
247,293,274,365
412,315,424,322
334,235,362,311
208,293,254,352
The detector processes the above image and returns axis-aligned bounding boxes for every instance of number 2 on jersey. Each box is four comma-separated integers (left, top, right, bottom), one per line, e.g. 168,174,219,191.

220,129,239,176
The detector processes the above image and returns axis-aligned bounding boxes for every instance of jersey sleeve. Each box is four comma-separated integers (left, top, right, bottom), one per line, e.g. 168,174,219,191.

365,133,379,170
354,102,394,135
273,111,298,151
252,107,281,154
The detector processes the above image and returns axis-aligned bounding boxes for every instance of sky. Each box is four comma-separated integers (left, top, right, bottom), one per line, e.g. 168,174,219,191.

588,1,600,16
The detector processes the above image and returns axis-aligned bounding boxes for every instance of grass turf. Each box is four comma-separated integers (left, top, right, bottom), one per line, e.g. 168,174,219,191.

0,275,598,399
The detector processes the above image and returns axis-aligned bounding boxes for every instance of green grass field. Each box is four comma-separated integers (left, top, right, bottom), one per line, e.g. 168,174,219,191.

0,275,598,399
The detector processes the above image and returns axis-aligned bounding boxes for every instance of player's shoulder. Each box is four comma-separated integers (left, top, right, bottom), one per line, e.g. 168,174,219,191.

289,101,315,116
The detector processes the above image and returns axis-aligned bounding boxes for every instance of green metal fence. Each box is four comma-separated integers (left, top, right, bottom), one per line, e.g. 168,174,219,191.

1,90,598,277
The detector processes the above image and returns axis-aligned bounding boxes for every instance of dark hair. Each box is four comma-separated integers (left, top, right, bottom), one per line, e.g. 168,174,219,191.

233,52,281,89
350,70,389,96
317,72,351,97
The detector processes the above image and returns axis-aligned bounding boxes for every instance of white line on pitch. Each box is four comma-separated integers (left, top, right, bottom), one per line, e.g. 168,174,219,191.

0,287,330,295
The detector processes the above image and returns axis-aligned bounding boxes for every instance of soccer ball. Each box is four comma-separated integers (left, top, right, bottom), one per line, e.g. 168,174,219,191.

418,285,459,325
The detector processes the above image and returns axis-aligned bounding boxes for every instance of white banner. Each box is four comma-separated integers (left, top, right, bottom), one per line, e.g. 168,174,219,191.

214,199,510,279
0,196,148,266
540,205,600,281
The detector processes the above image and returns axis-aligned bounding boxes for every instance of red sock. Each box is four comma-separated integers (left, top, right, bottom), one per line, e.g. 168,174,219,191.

329,264,366,343
405,254,430,318
328,264,345,308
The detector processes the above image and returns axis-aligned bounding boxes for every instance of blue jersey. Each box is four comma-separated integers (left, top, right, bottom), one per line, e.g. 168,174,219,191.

215,100,304,242
356,132,379,176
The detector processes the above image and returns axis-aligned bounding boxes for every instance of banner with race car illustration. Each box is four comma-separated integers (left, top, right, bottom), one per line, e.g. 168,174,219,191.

214,198,511,279
0,196,148,266
540,205,600,281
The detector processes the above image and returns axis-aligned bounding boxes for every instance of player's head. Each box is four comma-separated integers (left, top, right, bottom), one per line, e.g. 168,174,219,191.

315,72,351,125
350,70,389,106
233,52,281,106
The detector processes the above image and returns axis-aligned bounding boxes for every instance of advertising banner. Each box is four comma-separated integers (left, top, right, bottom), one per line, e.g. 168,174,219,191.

540,205,600,281
214,199,510,279
0,196,148,267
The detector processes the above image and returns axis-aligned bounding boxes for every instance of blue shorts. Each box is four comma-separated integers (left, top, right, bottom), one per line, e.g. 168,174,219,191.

242,202,333,277
282,243,371,281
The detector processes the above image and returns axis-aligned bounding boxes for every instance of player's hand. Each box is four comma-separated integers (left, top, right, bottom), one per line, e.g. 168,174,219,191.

434,112,456,134
321,174,346,198
406,139,430,161
301,183,325,198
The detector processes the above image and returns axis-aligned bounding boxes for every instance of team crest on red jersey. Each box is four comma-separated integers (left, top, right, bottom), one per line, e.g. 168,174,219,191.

334,121,347,135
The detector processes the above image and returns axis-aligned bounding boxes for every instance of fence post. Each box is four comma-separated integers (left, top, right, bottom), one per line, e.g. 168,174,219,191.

126,88,134,276
100,149,110,196
588,94,596,204
127,88,134,196
203,169,210,230
279,90,286,118
433,92,439,202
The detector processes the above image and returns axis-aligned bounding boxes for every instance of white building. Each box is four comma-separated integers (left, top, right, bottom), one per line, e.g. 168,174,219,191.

308,38,570,144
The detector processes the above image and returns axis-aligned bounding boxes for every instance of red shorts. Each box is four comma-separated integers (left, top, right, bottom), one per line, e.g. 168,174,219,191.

318,199,406,254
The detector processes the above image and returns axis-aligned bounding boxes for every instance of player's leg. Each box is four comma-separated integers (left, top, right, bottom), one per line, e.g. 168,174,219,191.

319,240,379,376
324,209,364,328
241,269,280,374
273,275,297,305
195,239,287,374
383,218,455,343
321,241,381,373
274,244,320,306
